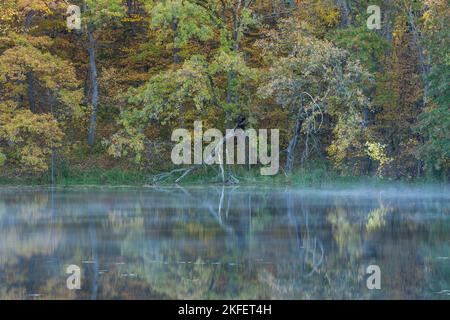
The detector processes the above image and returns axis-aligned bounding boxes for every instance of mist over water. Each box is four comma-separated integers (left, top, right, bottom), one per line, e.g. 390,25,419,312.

0,186,449,299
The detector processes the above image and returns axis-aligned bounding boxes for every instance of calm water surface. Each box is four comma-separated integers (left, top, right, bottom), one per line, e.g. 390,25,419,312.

0,186,449,299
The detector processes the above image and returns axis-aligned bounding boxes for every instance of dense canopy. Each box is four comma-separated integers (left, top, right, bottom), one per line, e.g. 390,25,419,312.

0,0,448,182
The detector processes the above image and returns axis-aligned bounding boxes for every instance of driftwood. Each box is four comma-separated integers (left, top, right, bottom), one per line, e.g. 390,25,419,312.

151,123,243,185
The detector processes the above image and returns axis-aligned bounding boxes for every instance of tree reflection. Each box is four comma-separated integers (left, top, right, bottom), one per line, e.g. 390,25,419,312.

0,187,448,299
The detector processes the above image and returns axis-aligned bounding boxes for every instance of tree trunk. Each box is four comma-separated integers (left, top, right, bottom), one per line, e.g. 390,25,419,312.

225,69,235,127
225,0,242,120
24,11,36,113
336,0,350,27
24,10,35,33
87,27,99,147
285,116,303,173
126,0,137,36
286,96,306,173
171,18,181,64
27,71,36,113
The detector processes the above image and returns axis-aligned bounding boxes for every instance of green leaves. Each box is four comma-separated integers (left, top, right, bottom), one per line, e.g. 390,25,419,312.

128,55,213,122
0,151,6,167
329,26,390,73
83,0,125,28
415,105,450,173
258,16,375,173
150,0,214,46
0,0,446,179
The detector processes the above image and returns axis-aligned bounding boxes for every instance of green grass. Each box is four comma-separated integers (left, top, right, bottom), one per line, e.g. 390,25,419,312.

0,163,447,187
0,167,149,186
56,168,149,185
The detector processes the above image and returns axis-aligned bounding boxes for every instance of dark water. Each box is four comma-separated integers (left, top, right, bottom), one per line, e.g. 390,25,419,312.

0,186,449,300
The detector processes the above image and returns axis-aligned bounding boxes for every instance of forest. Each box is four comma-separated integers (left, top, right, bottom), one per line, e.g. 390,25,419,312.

0,0,448,185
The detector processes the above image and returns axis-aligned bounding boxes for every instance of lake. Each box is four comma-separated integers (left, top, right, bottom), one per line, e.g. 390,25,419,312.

0,186,449,299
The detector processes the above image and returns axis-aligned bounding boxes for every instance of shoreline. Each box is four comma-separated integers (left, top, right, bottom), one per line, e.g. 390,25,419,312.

1,165,448,188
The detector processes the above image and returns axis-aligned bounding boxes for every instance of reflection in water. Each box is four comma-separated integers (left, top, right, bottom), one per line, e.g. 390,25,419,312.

0,186,449,299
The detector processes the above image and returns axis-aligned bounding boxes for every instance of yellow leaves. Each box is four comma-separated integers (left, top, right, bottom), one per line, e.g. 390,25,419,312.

58,89,84,118
314,2,340,27
0,7,18,22
0,107,63,173
0,0,57,33
0,38,82,115
327,110,367,174
0,3,20,33
365,141,392,176
293,0,340,37
106,131,145,161
121,15,143,23
422,11,432,24
19,145,48,173
16,0,50,13
8,33,53,49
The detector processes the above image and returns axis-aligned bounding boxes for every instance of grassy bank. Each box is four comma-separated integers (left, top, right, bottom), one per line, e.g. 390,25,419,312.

0,168,148,186
0,164,446,187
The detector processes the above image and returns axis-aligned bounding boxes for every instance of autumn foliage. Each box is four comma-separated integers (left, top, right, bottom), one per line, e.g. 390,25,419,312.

0,0,448,180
